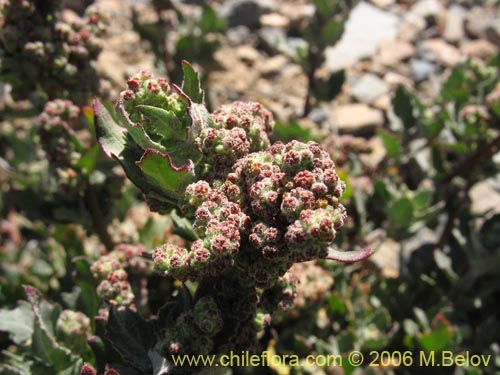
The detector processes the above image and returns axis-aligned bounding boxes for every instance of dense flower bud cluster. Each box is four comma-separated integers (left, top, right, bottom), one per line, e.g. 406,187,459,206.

154,182,250,280
229,140,347,287
165,296,223,356
39,99,81,165
195,102,274,171
56,310,91,352
0,0,105,104
91,244,149,309
121,70,188,132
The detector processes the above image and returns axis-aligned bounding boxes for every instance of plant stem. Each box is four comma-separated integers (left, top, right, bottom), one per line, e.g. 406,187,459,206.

441,132,500,184
85,183,114,251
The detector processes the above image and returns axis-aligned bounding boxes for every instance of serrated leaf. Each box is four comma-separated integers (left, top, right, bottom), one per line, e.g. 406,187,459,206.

94,100,171,201
136,149,195,196
23,286,84,373
135,105,185,143
94,99,127,159
106,308,156,374
0,301,34,345
181,61,204,104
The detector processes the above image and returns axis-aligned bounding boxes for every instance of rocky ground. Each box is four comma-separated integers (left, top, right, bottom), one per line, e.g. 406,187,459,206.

92,0,500,277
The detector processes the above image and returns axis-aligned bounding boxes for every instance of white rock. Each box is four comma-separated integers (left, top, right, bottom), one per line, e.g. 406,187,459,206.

325,2,399,72
443,5,466,43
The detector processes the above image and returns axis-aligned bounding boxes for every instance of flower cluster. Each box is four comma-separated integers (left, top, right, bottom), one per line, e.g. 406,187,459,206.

91,244,149,310
39,99,81,165
55,310,91,353
165,296,224,356
231,140,347,287
154,181,250,280
195,102,274,177
0,0,105,105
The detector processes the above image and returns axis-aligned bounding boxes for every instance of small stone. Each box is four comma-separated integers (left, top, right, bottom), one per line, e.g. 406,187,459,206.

384,72,414,90
236,45,261,63
419,39,462,67
378,39,416,66
257,27,288,54
398,13,427,42
485,19,500,46
465,7,493,38
360,136,386,170
369,238,401,278
260,13,289,28
258,55,288,76
350,74,388,104
307,107,329,125
226,26,251,46
373,94,391,111
470,179,500,217
443,5,466,43
330,103,384,135
369,0,395,8
409,0,445,22
410,59,436,82
461,40,499,60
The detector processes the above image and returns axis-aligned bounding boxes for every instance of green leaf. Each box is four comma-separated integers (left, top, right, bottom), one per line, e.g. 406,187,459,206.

388,197,414,230
412,189,432,211
106,308,156,374
93,99,127,159
393,86,416,130
181,61,204,104
441,68,468,108
377,129,401,159
271,121,314,143
0,301,34,345
94,99,169,200
135,105,184,143
327,293,348,316
136,149,195,197
199,4,226,33
417,319,452,352
77,144,100,176
321,18,344,47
